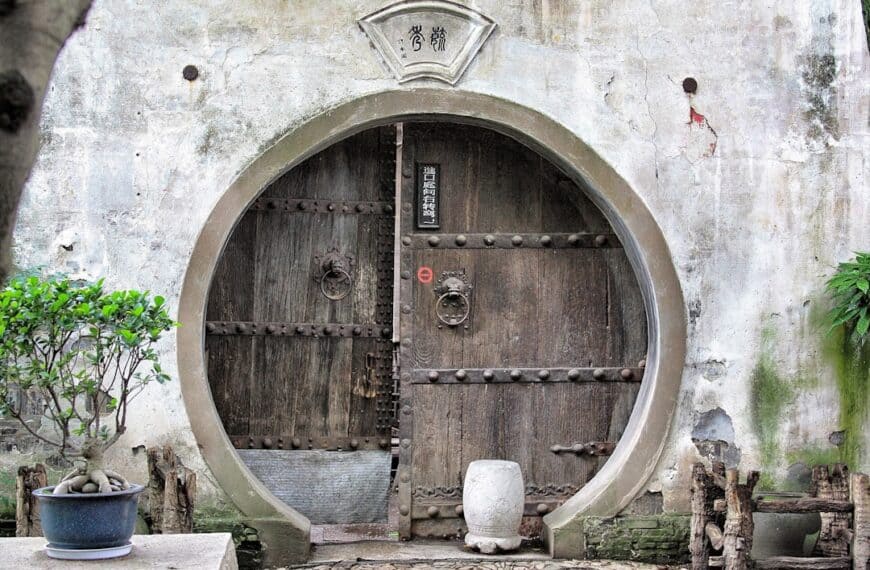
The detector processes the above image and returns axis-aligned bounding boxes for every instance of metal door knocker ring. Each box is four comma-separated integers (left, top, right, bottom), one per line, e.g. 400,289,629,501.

433,271,472,327
314,249,355,301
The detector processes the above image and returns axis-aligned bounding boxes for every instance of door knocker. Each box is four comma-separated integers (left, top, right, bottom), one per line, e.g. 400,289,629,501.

433,270,472,327
314,248,355,301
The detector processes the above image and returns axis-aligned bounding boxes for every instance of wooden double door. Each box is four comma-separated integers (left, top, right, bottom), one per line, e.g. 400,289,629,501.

205,122,646,535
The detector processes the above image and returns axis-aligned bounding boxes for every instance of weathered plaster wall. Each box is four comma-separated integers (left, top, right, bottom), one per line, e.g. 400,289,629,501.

6,0,870,519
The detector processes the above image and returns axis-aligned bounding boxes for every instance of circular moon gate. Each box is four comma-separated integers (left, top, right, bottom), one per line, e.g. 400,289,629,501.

177,89,686,560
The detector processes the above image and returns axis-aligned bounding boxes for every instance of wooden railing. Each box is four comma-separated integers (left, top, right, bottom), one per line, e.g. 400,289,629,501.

690,462,869,569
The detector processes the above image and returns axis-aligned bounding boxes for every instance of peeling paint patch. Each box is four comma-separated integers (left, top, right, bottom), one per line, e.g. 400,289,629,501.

684,106,718,161
692,407,741,467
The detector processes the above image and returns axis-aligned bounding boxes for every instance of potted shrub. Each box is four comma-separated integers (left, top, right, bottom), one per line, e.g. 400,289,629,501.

0,275,176,559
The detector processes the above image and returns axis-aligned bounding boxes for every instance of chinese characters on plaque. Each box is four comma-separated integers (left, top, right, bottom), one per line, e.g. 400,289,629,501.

416,164,440,229
407,24,447,53
359,0,496,84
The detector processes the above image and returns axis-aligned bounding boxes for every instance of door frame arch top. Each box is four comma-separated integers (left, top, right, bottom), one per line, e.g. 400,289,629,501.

176,89,687,561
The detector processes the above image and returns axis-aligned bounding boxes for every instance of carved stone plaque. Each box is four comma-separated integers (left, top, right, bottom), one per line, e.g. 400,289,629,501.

359,0,496,85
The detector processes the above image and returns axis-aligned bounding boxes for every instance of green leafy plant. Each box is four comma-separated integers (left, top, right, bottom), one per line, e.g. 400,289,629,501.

0,276,176,494
826,252,870,342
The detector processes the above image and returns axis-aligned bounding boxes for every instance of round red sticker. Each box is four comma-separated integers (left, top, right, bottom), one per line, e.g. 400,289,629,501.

417,266,434,284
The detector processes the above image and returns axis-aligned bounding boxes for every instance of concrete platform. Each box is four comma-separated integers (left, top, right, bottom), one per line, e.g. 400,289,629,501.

0,533,237,569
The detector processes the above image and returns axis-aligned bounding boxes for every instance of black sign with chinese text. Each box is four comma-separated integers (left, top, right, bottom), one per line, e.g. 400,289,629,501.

416,163,440,229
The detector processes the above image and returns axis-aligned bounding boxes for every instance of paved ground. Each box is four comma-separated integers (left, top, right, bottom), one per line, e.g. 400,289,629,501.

295,562,677,569
292,541,683,569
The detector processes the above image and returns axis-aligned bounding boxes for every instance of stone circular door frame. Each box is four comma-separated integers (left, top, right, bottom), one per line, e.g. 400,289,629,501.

177,89,686,560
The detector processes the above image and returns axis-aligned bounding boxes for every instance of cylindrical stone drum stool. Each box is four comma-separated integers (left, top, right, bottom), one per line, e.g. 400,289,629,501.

463,460,524,553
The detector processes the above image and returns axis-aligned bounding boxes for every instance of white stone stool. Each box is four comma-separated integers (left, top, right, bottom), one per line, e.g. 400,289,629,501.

463,459,525,553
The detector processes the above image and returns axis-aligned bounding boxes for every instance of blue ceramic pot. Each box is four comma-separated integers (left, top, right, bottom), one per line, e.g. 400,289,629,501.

34,484,144,550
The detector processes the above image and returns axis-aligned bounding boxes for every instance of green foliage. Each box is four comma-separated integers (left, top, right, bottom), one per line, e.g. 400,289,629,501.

826,252,870,342
0,275,177,460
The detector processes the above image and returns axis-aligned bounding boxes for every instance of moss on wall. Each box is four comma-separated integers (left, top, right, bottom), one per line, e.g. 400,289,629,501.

750,327,795,488
786,446,843,470
0,470,15,520
583,515,691,564
821,325,870,469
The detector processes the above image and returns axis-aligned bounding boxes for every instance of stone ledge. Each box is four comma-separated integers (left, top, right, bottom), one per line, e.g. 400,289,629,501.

0,533,238,569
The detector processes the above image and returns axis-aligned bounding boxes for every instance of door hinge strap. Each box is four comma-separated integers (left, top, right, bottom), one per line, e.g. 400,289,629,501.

205,321,391,338
230,434,391,451
410,366,644,384
249,198,394,215
401,232,621,249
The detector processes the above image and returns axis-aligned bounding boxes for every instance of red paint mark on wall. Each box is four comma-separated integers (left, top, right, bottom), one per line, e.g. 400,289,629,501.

417,266,434,284
687,106,718,158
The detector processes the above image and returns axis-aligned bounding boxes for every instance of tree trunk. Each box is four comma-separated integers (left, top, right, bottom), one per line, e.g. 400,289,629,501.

722,468,758,570
0,0,92,281
812,464,851,558
852,472,869,570
146,445,196,534
15,464,46,537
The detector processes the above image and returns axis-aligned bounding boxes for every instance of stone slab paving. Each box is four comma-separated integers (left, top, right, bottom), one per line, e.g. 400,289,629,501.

293,541,684,570
294,561,679,569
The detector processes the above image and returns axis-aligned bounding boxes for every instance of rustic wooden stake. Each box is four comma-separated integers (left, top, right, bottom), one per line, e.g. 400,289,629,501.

146,445,196,533
722,468,758,570
690,462,727,569
691,463,711,570
15,464,47,537
852,472,870,570
812,464,851,558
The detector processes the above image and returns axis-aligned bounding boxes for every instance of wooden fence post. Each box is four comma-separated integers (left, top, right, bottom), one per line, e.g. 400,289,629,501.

146,445,196,534
852,472,869,570
722,468,758,570
813,464,851,558
691,463,711,569
15,464,47,537
690,462,728,569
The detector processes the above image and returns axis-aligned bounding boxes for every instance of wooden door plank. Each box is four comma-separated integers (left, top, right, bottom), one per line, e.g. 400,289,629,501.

206,210,256,321
250,336,299,435
411,384,462,491
535,249,608,367
252,209,313,323
604,248,648,367
206,335,253,436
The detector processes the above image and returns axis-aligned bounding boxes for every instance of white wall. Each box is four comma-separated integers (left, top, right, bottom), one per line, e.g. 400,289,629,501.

10,0,870,512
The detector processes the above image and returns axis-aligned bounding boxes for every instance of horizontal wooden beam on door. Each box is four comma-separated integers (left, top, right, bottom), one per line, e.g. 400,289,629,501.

410,366,645,384
401,232,622,249
205,321,391,338
249,197,394,215
229,434,391,451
